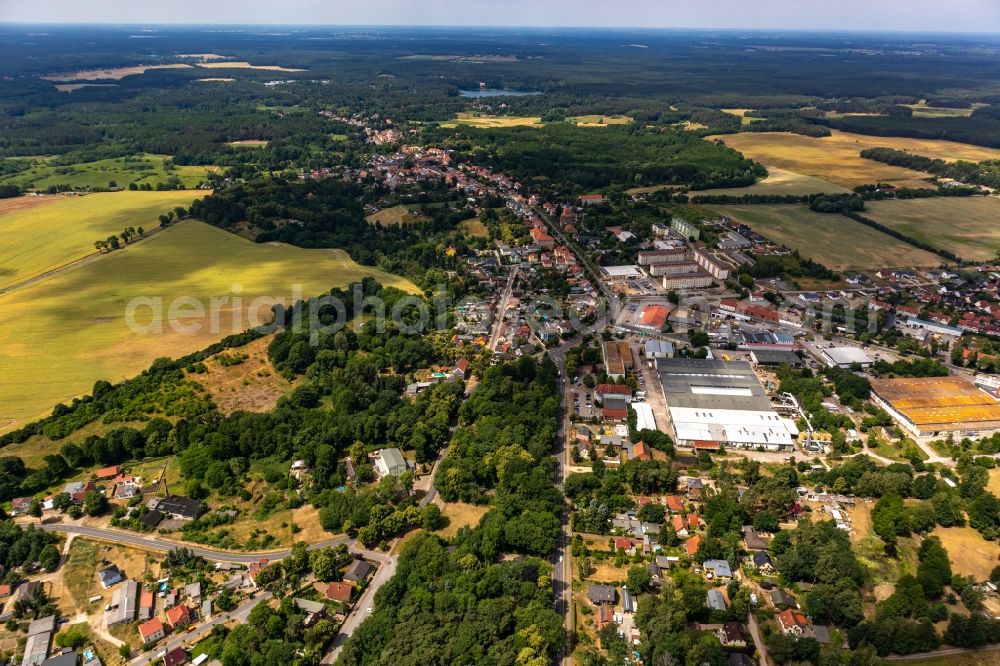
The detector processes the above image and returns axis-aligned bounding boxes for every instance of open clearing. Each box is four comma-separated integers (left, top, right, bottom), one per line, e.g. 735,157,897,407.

441,113,543,128
931,526,1000,578
903,650,1000,666
188,334,294,415
196,61,305,72
196,77,235,82
366,205,416,226
41,64,193,81
989,468,1000,495
54,83,119,93
864,197,1000,262
712,204,942,271
0,153,217,191
903,101,987,118
694,166,849,197
0,190,203,290
229,139,269,147
459,217,489,238
707,130,1000,187
569,115,631,126
0,220,417,429
433,500,490,538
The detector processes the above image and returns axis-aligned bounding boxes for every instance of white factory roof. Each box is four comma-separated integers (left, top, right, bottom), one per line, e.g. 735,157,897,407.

633,402,657,432
670,406,799,446
821,346,874,367
601,265,644,278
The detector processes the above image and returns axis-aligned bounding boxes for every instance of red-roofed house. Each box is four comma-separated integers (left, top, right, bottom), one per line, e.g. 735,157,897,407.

664,496,685,513
580,194,605,206
777,609,810,635
672,514,689,538
138,618,165,644
686,514,700,530
684,535,702,557
453,357,470,380
95,465,120,480
614,537,634,553
633,442,652,462
530,227,554,249
164,647,189,666
165,604,191,629
325,582,354,603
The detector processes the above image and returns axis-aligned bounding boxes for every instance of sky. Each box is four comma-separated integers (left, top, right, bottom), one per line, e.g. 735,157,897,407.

1,0,999,33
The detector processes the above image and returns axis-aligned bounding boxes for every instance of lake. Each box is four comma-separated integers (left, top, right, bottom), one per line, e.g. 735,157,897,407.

459,89,542,98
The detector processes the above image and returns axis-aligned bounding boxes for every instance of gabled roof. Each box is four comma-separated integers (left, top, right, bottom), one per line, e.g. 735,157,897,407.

704,559,732,578
684,535,701,557
707,589,727,610
325,582,353,602
587,584,615,605
138,617,164,639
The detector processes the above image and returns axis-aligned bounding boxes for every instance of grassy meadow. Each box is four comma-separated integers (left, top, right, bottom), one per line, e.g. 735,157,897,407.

458,217,490,238
0,153,217,191
366,205,416,226
0,191,204,290
0,220,417,430
864,197,1000,262
707,130,1000,187
440,113,543,128
568,115,632,126
712,204,942,271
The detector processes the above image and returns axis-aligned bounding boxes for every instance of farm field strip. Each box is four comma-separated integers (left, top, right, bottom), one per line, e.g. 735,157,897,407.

694,166,849,196
712,204,942,271
0,190,204,291
707,130,1000,187
864,197,1000,262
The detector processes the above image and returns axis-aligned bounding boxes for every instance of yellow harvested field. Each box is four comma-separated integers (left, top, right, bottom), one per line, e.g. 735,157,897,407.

197,61,305,72
0,194,61,217
459,217,489,238
712,204,941,271
990,468,1000,495
707,130,1000,187
196,77,235,82
41,64,193,81
720,108,755,127
694,166,849,196
0,190,204,290
366,205,415,226
229,139,269,147
441,113,542,128
569,115,632,126
864,197,1000,262
904,101,986,118
0,220,418,430
434,500,490,538
585,562,629,584
931,526,1000,578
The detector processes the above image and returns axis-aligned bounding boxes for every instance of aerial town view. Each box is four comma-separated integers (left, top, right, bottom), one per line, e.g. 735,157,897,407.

3,1,1000,665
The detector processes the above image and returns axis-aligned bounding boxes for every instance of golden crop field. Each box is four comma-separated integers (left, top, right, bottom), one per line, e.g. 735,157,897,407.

712,204,941,271
864,197,1000,262
41,64,193,81
0,220,418,430
707,130,1000,187
694,166,849,197
0,190,204,290
366,205,416,226
196,61,305,72
440,113,543,128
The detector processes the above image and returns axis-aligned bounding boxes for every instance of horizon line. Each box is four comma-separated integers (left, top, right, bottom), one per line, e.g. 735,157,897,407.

1,22,999,36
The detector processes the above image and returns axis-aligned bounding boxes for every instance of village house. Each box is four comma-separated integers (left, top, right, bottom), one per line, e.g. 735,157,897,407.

587,584,616,606
138,618,165,644
717,622,748,648
777,609,810,636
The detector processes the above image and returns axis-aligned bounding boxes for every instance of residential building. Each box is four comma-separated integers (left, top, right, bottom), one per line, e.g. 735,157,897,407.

324,582,354,603
717,622,747,648
138,618,165,644
154,496,202,521
343,559,373,583
770,590,798,609
706,589,728,611
684,535,702,557
671,217,700,241
661,272,713,290
96,565,122,589
694,249,730,280
165,604,192,629
164,648,189,666
703,560,733,580
587,584,615,605
40,654,77,666
374,448,410,477
777,609,810,636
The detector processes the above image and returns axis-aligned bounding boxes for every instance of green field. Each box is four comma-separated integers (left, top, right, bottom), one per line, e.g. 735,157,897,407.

365,205,416,226
0,220,418,430
694,167,849,197
864,197,1000,262
0,153,217,191
712,204,942,271
0,191,204,290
